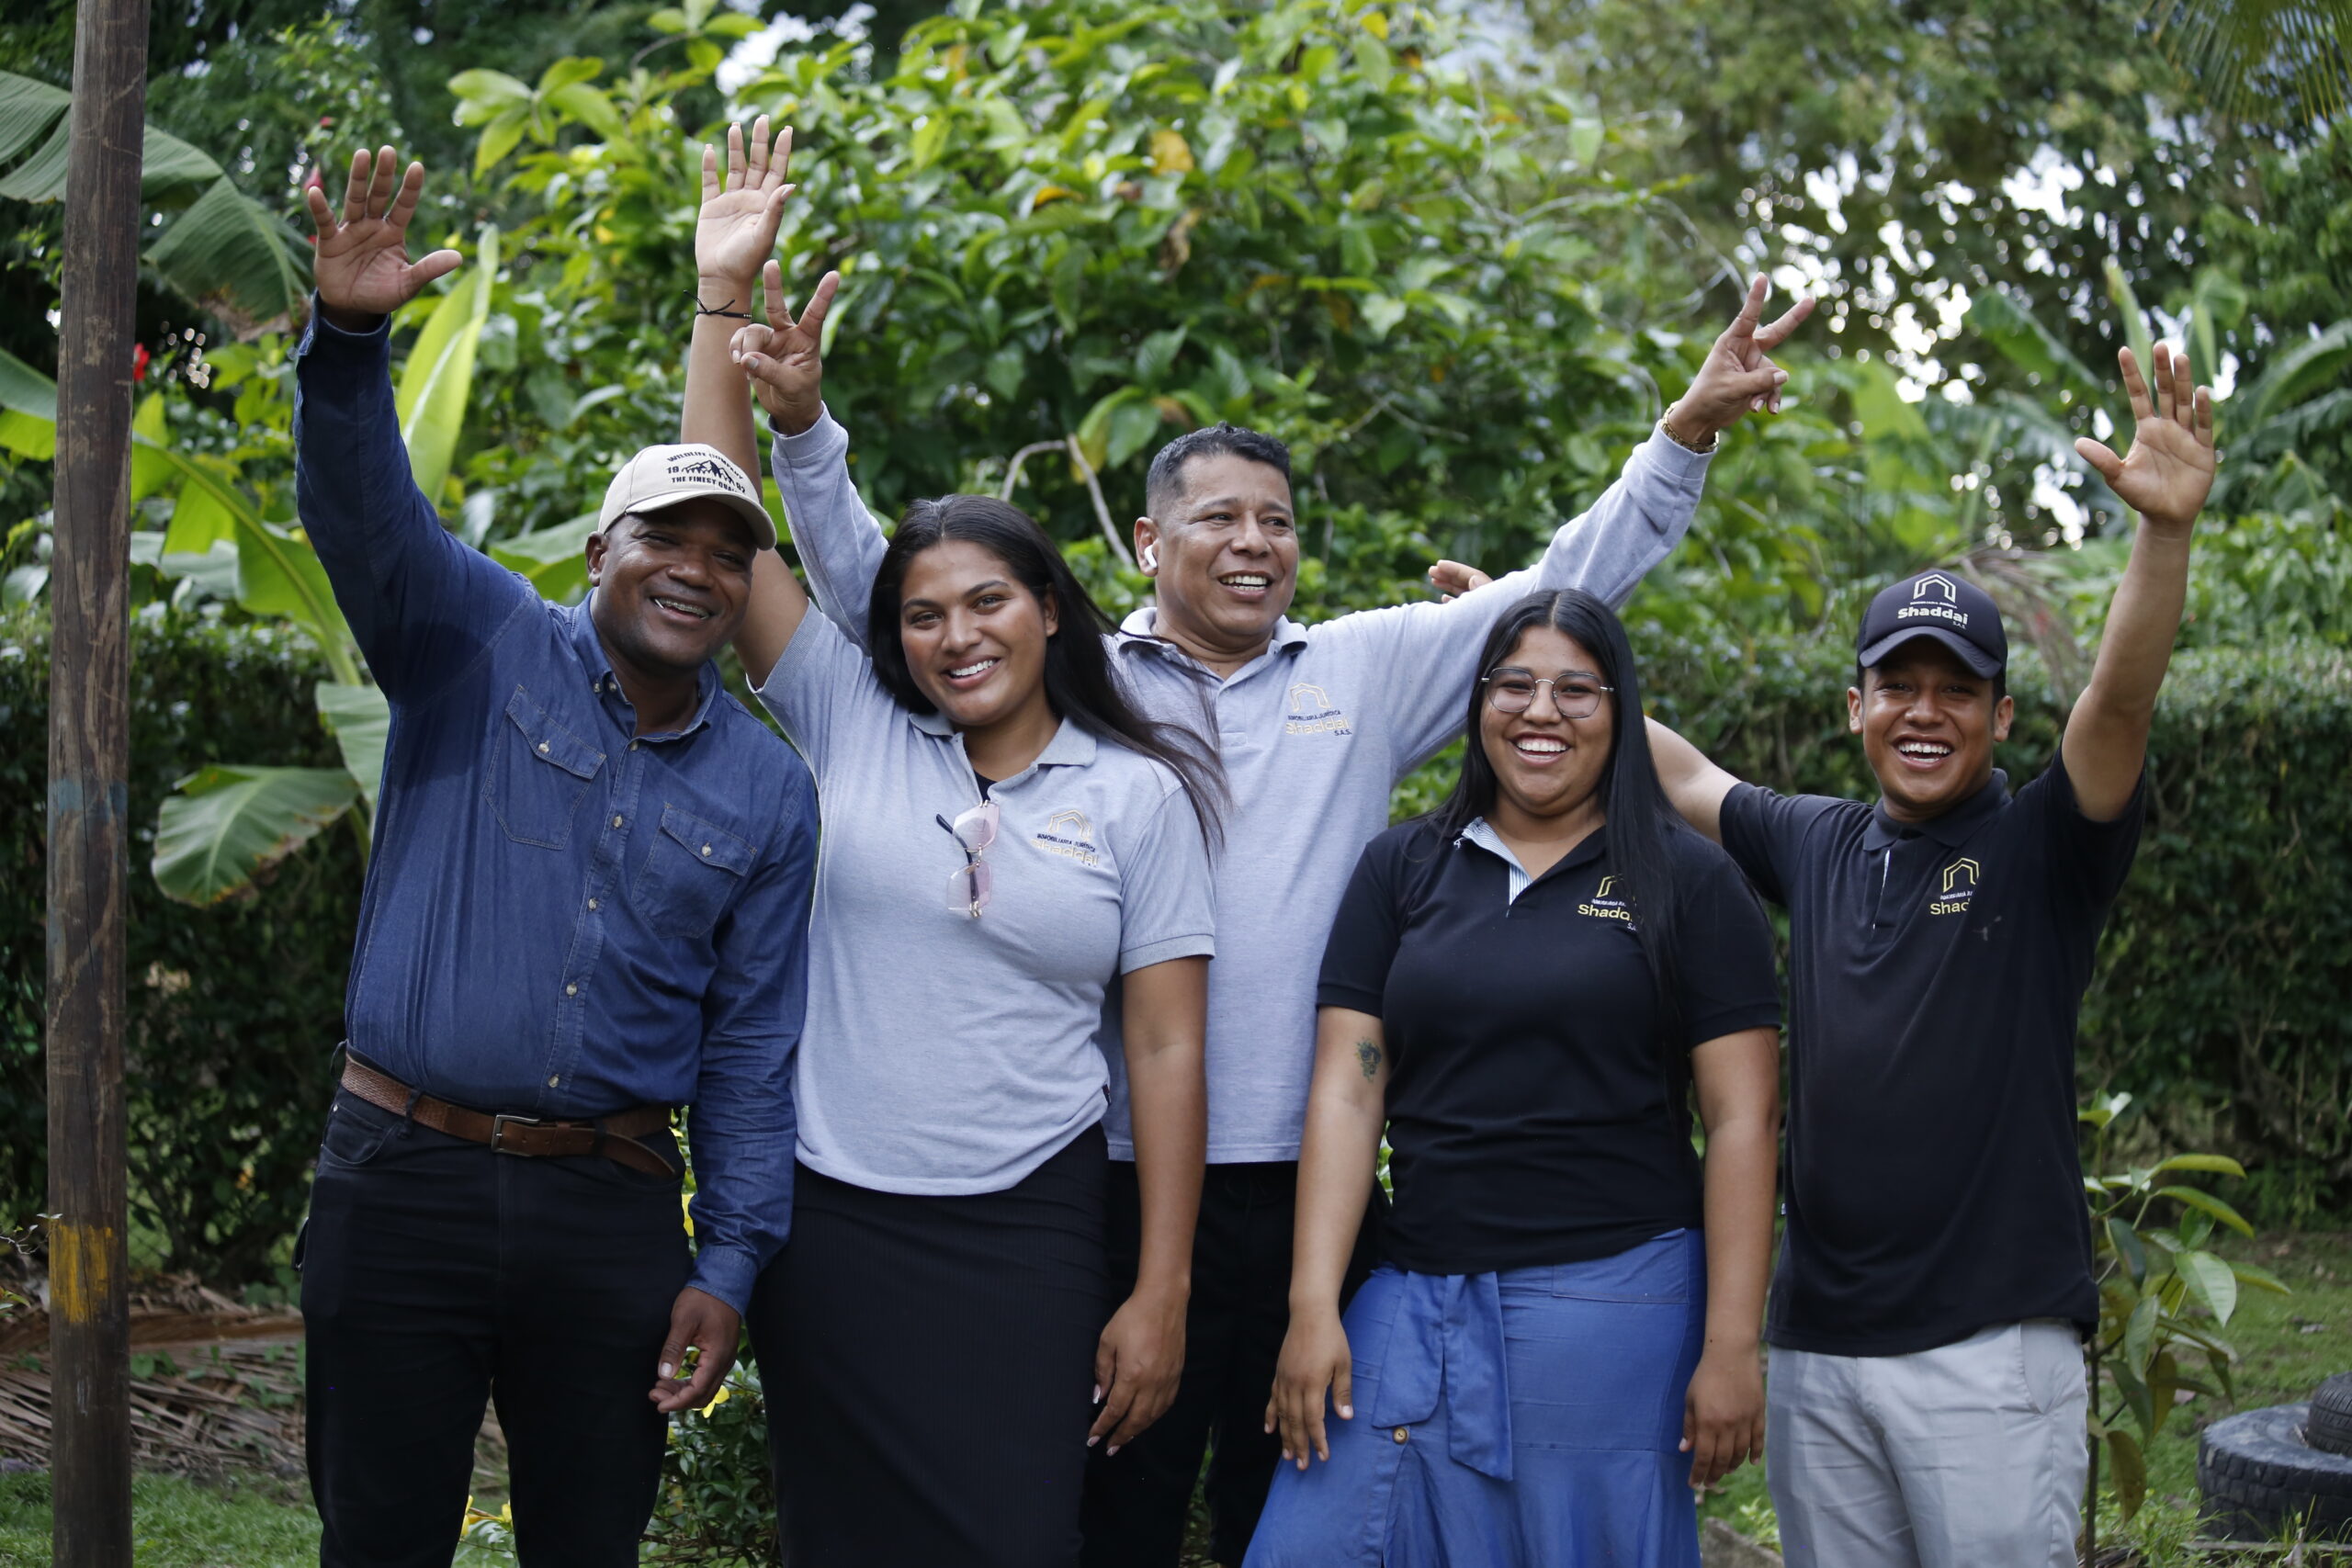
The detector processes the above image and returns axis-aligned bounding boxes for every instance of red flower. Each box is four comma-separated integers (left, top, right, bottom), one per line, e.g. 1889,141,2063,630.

131,343,148,382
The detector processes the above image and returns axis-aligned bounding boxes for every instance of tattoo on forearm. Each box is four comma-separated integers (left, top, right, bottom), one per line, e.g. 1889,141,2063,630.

1356,1041,1381,1080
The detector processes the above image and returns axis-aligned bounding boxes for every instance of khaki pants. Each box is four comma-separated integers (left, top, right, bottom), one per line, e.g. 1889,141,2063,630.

1767,1320,2089,1568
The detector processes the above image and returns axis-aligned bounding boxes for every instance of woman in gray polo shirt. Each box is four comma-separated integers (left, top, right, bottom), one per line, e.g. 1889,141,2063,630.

689,286,1221,1567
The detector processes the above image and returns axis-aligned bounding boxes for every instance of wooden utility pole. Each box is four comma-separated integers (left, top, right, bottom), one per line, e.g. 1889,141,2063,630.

48,0,148,1561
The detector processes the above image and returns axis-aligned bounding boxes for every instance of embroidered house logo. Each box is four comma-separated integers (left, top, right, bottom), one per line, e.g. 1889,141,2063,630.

1580,874,1635,925
1929,856,1980,916
1283,682,1352,738
1034,807,1102,867
1895,572,1970,633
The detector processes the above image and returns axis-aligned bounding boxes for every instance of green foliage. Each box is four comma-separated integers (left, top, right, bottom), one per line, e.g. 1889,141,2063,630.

0,606,356,1280
647,1359,778,1563
445,0,1711,581
0,1471,322,1567
1525,0,2283,411
153,764,363,907
2077,1094,2290,1521
2038,511,2352,653
0,70,313,333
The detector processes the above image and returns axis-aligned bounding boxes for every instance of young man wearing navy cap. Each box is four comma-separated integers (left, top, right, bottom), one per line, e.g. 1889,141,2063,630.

1647,344,2217,1568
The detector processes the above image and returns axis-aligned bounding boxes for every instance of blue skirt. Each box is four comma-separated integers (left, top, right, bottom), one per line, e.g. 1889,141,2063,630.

1244,1229,1706,1568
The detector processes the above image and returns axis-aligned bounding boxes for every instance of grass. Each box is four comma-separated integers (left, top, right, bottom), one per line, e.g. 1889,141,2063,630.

0,1472,318,1567
0,1471,548,1567
5,1231,2343,1566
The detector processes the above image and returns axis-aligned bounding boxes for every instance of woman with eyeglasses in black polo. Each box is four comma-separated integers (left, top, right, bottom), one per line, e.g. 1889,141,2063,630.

1246,588,1782,1568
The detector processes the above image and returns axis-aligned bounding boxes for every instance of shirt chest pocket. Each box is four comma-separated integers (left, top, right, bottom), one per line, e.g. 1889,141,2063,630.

633,804,754,941
484,687,605,850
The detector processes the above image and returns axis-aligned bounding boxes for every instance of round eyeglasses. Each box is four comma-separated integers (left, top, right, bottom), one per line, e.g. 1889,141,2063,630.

1480,669,1614,717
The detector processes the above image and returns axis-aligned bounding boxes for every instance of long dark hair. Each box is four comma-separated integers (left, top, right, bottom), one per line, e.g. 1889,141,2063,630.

1429,588,1689,1047
867,493,1225,846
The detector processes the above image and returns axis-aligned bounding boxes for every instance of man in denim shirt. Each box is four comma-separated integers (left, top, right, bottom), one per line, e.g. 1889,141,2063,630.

293,148,817,1568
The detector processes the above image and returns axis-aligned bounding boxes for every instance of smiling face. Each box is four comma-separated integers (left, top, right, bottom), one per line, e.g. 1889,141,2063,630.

585,497,757,678
1478,625,1616,830
896,537,1060,733
1135,452,1299,664
1849,637,2013,821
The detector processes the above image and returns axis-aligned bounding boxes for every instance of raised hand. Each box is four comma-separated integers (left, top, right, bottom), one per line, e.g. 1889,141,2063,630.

731,260,841,438
1674,276,1816,444
1427,559,1493,603
697,117,794,292
303,148,462,331
2074,344,2217,535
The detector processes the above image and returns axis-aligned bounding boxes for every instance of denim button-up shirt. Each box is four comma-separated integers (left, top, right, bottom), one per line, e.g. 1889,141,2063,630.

292,310,817,1313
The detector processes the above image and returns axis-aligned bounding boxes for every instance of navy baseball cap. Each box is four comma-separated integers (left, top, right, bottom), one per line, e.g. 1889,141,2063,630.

1856,570,2007,678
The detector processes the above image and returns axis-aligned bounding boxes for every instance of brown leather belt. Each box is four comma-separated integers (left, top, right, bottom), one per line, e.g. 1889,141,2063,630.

339,1056,678,1179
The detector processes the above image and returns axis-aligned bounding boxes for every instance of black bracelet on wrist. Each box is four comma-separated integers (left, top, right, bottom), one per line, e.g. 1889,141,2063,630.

687,290,753,321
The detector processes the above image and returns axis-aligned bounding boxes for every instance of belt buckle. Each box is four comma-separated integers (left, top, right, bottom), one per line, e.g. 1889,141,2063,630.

490,1112,546,1154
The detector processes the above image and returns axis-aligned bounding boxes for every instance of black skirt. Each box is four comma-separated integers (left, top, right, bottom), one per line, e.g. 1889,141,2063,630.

748,1125,1111,1568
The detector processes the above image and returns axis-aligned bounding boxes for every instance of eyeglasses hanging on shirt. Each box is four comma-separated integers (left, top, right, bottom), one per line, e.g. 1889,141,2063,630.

1480,667,1615,718
937,798,1001,918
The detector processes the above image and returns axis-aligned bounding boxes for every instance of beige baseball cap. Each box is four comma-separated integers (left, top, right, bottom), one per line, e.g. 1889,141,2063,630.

597,444,775,550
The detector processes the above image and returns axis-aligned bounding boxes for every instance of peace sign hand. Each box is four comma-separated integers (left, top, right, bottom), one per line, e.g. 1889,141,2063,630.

731,260,842,437
697,116,795,289
1675,276,1815,443
2074,344,2217,536
303,148,462,332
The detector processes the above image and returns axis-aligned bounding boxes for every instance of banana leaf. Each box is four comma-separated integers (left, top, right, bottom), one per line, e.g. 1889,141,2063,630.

394,225,501,511
146,175,312,335
153,764,360,906
0,72,222,200
488,509,599,603
315,682,390,812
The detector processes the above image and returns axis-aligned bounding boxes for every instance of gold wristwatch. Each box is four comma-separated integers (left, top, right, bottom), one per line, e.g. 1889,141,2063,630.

1659,401,1720,455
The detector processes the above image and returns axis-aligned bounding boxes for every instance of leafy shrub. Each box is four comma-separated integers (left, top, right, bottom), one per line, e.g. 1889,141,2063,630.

647,1357,778,1564
0,604,356,1279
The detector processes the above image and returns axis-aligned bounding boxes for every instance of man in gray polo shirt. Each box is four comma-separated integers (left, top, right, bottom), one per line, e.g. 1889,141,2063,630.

722,260,1809,1563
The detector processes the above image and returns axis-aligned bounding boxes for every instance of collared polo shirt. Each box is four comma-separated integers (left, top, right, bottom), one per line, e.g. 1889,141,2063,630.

1317,818,1781,1276
768,409,1712,1162
1720,761,2146,1355
755,607,1216,1195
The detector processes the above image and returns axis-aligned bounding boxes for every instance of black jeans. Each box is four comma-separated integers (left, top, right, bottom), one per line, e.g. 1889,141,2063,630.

300,1088,689,1568
1079,1160,1385,1568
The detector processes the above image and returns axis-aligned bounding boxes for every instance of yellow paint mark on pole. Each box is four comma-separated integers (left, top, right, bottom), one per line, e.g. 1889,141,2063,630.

47,1221,116,1324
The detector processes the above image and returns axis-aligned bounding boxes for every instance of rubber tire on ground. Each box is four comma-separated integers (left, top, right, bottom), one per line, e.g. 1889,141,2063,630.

2307,1375,2352,1459
2199,1404,2352,1541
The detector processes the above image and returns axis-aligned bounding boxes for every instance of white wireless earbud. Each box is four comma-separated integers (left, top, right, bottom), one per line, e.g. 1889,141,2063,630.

1140,545,1159,570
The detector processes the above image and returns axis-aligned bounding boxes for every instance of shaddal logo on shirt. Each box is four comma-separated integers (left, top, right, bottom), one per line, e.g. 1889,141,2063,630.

1929,856,1980,915
1580,874,1635,925
1283,682,1353,738
1034,807,1102,866
1896,571,1970,633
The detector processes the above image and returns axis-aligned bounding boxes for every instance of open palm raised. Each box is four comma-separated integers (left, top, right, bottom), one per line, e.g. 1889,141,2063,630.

303,148,462,328
2075,344,2217,533
697,116,796,289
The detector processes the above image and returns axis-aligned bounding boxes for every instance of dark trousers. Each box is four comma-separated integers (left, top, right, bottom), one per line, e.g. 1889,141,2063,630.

1079,1159,1384,1568
300,1088,689,1568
